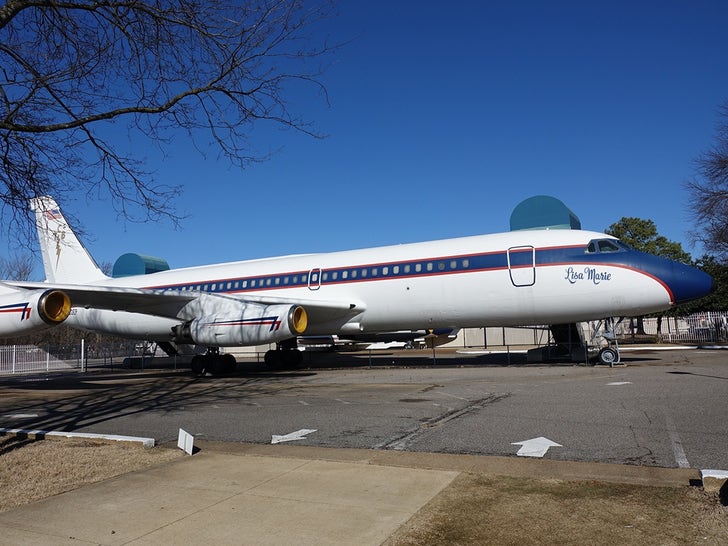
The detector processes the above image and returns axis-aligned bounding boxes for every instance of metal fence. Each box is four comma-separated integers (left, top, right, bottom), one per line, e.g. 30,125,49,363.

649,312,728,344
0,341,152,375
580,312,728,345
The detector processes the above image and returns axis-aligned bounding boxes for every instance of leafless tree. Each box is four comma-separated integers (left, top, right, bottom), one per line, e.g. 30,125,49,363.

0,0,336,243
0,253,34,280
686,101,728,261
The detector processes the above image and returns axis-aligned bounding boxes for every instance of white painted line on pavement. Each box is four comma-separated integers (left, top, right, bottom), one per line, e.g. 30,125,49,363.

663,412,690,468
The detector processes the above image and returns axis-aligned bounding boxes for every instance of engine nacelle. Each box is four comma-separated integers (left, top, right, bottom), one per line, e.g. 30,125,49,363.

0,289,71,337
172,302,308,347
67,308,183,339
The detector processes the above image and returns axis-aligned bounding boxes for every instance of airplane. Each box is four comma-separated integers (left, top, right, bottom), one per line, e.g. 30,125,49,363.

0,196,715,372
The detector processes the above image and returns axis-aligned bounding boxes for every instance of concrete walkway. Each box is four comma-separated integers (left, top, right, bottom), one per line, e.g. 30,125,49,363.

0,442,699,545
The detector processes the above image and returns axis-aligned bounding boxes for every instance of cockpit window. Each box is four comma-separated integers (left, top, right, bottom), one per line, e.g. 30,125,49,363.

586,239,624,253
598,240,620,253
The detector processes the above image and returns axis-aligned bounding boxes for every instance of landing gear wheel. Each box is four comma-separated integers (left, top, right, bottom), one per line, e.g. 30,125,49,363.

222,353,237,374
191,355,206,375
264,349,302,370
264,350,281,368
282,349,303,369
597,347,618,366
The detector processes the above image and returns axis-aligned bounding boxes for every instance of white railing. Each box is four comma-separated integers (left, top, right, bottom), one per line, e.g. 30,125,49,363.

0,342,145,376
0,344,80,375
653,312,728,344
582,312,728,345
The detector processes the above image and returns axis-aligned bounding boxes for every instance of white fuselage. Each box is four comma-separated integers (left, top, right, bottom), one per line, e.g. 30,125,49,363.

70,228,673,337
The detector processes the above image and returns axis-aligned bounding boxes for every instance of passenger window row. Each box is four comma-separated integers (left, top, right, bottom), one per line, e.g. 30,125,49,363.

155,257,473,294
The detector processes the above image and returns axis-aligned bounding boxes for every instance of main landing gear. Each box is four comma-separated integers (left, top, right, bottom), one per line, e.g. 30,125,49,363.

190,348,237,375
264,339,303,370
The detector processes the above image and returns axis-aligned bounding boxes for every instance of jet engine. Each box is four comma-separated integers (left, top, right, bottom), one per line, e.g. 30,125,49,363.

0,289,71,337
172,301,308,347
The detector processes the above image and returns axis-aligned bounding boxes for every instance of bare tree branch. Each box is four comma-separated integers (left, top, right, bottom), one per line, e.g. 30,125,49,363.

687,100,728,261
0,0,336,244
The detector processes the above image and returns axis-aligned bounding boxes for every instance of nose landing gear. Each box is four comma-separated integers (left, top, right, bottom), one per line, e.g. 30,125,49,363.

590,317,622,367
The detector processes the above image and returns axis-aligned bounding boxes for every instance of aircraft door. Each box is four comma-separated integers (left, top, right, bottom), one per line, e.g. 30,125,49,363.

308,268,322,290
507,246,535,287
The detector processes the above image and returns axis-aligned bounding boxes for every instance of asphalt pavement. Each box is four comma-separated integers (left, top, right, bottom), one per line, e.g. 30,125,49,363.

0,346,726,544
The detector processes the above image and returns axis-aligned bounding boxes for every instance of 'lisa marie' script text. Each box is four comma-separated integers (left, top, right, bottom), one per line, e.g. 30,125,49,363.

564,266,612,285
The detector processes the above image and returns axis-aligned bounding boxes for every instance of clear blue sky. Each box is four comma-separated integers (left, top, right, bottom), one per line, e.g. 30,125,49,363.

27,2,728,276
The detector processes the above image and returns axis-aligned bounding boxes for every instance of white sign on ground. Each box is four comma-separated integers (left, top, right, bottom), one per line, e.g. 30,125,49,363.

177,428,194,455
512,437,562,457
271,429,317,444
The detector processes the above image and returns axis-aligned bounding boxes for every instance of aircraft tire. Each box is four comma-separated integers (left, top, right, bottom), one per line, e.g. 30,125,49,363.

191,355,206,375
223,353,237,374
282,350,302,369
264,350,282,369
207,357,224,376
597,347,618,366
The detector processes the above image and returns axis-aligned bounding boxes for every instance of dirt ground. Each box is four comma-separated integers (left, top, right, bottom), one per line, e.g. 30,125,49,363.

1,436,727,545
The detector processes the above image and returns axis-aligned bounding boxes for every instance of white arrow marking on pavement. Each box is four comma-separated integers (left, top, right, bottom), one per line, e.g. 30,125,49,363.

511,437,562,457
271,428,317,445
607,382,633,386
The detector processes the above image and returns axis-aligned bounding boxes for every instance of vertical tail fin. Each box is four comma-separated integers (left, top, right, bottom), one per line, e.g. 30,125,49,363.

30,196,108,283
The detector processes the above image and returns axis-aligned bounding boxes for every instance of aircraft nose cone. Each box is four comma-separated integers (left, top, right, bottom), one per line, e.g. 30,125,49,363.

669,263,714,305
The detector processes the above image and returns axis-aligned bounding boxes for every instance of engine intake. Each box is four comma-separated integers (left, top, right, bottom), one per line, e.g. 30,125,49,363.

38,290,72,324
0,289,72,337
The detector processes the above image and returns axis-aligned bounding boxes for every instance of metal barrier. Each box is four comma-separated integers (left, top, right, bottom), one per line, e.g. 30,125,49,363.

0,344,80,375
0,341,148,376
582,312,728,345
655,312,728,344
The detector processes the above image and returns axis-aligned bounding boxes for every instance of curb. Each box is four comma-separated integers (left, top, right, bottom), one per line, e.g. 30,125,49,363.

0,428,155,447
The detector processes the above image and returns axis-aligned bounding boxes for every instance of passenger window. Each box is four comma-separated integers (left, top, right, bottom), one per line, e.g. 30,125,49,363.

450,260,457,269
393,265,400,274
342,271,348,279
426,263,433,272
371,268,378,276
404,264,411,274
462,259,469,268
415,263,422,273
383,266,389,275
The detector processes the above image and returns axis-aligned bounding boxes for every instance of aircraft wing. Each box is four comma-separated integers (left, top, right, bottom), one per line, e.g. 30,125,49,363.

6,281,362,324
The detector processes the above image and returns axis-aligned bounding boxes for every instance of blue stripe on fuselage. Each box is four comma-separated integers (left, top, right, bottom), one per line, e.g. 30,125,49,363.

144,244,710,306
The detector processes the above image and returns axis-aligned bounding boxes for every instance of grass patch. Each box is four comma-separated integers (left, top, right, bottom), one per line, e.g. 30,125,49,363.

385,473,728,546
0,436,182,512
